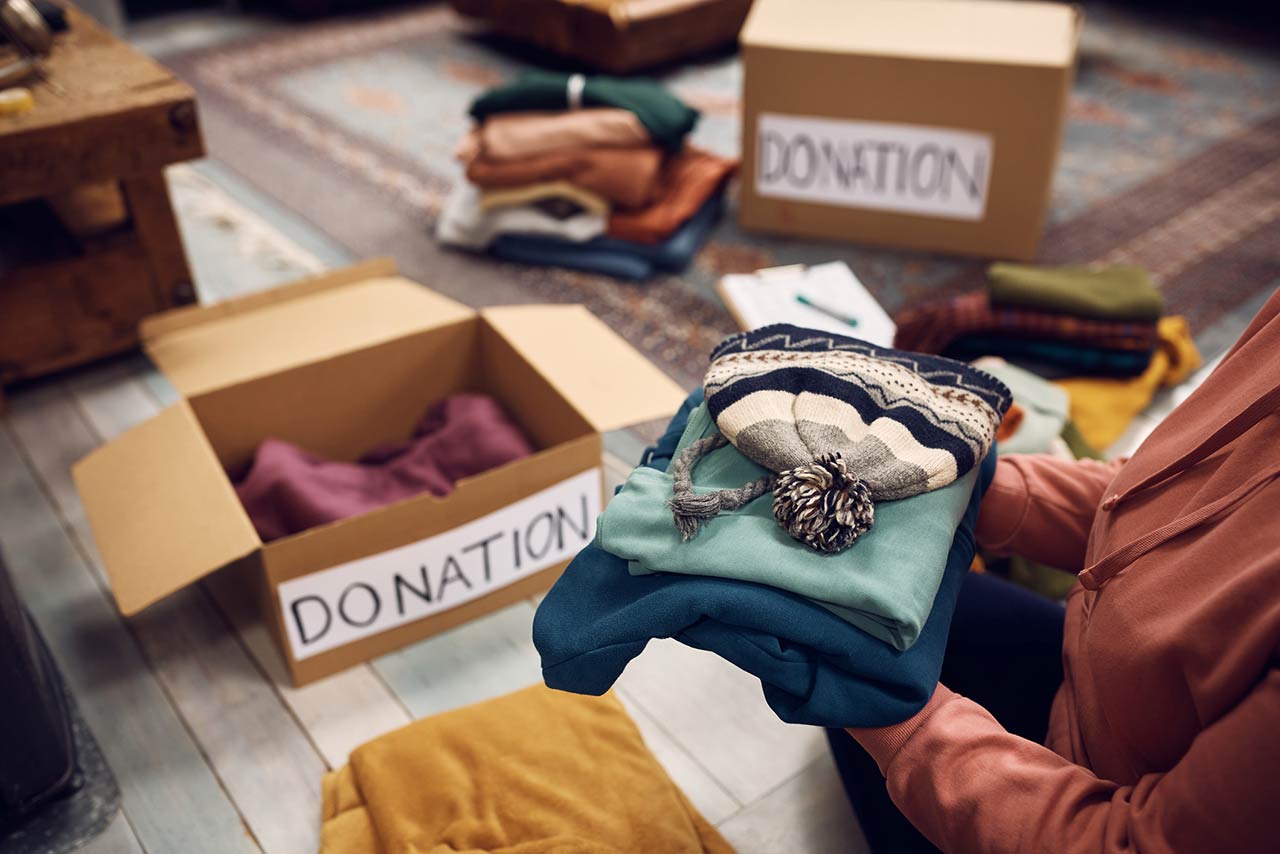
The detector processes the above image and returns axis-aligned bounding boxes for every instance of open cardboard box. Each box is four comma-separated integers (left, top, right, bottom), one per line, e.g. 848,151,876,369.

73,259,685,685
739,0,1082,260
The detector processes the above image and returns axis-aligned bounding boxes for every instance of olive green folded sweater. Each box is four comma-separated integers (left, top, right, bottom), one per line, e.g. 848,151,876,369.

987,263,1164,322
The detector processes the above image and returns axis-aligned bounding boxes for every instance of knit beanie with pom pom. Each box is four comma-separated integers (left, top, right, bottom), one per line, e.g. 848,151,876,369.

668,325,1011,553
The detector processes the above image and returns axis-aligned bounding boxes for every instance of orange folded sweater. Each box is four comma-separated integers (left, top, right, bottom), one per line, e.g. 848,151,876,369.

607,147,737,244
466,145,664,210
458,109,651,162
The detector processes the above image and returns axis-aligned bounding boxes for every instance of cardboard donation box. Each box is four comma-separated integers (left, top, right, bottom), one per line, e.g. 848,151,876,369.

73,260,684,685
739,0,1081,260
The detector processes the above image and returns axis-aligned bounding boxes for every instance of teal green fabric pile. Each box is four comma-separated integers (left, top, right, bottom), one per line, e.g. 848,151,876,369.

976,360,1070,456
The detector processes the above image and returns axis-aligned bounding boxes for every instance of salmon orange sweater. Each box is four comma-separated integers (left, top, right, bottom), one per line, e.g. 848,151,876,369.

849,288,1280,852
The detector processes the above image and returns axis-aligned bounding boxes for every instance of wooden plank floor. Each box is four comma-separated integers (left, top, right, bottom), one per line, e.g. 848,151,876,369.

0,163,868,854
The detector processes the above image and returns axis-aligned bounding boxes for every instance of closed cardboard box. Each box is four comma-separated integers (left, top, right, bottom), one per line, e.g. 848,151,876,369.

73,260,684,685
739,0,1081,259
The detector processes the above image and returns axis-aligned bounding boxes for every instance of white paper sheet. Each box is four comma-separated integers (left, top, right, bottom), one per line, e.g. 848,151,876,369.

719,261,896,347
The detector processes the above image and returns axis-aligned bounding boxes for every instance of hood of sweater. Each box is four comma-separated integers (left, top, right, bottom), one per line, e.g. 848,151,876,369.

1079,287,1280,589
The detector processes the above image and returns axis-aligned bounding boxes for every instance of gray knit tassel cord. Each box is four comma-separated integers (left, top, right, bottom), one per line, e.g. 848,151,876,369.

667,433,877,553
666,434,774,541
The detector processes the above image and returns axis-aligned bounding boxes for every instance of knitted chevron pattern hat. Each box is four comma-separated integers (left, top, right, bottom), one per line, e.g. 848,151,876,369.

669,325,1012,552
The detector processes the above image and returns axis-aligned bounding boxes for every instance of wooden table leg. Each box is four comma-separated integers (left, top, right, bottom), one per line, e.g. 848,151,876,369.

120,171,198,311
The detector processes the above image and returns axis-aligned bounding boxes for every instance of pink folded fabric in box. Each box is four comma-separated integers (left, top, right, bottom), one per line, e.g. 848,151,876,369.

235,393,536,542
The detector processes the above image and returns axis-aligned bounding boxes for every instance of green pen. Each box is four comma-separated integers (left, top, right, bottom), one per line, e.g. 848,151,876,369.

796,293,860,328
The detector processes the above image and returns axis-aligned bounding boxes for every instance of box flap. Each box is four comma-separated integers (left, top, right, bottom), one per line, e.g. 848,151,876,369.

481,305,686,433
742,0,1078,67
141,260,476,397
72,401,261,615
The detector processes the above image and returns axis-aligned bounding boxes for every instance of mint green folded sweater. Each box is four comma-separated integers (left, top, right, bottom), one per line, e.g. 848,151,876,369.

976,359,1069,456
599,402,978,651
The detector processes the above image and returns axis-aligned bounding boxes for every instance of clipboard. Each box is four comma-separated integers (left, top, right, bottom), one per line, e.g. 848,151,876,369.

715,262,896,347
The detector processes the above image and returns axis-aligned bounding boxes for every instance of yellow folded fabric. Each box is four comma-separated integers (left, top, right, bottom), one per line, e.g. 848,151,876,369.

1054,315,1201,451
479,181,611,216
320,685,733,854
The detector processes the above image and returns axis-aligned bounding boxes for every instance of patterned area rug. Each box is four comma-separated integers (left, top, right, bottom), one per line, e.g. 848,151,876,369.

166,2,1280,387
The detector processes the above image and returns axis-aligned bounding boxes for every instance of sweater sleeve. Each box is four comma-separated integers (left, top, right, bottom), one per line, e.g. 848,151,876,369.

847,671,1280,853
976,455,1125,572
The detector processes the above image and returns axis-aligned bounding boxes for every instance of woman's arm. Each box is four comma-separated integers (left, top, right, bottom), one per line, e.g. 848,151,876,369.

977,455,1125,572
846,669,1280,852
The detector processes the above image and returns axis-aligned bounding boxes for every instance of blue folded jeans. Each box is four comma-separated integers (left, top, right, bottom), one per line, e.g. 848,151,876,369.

532,388,997,728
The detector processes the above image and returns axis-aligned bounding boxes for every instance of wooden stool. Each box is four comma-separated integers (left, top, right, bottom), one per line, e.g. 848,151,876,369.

0,5,204,410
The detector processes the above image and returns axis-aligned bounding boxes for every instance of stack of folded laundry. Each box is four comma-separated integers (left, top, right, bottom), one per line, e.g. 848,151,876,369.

534,326,1013,727
895,263,1165,378
895,264,1205,600
894,262,1201,452
438,70,737,280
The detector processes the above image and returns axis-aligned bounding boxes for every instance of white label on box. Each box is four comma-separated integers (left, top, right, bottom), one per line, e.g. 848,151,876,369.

755,113,993,221
278,467,602,660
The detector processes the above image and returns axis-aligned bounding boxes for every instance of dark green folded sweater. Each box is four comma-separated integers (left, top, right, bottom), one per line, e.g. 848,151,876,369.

469,71,699,150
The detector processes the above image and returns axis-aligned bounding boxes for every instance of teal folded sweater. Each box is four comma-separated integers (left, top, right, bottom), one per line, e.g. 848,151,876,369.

599,402,978,651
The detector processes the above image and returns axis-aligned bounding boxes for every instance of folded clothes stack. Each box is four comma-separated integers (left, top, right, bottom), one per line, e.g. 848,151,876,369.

534,327,1012,727
1055,315,1200,450
438,70,737,280
894,262,1203,453
894,263,1166,379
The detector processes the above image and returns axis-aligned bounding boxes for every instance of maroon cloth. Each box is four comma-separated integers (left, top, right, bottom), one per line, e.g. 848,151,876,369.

894,289,1160,355
235,393,535,542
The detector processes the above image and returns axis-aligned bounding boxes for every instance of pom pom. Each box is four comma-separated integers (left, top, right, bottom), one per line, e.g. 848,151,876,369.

772,453,874,553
